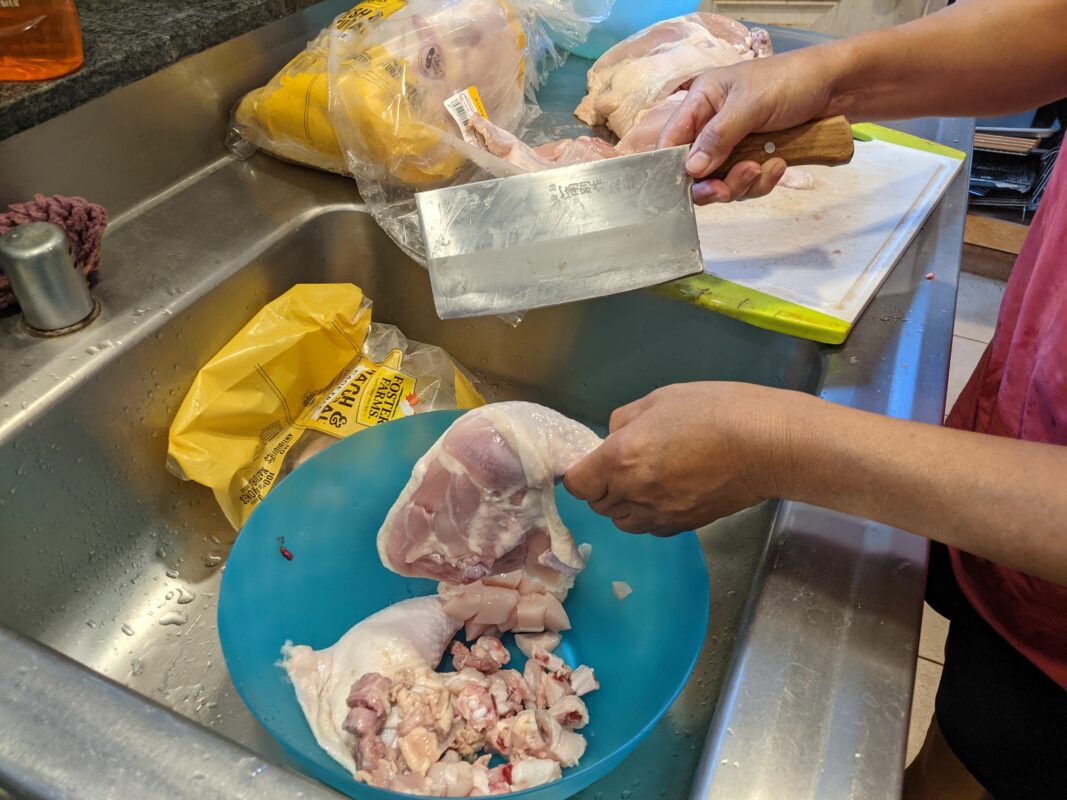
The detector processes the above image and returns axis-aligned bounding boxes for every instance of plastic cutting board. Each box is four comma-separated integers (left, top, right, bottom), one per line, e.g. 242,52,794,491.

658,124,967,344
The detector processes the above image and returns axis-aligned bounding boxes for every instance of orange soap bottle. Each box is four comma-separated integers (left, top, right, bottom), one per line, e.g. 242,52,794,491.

0,0,84,81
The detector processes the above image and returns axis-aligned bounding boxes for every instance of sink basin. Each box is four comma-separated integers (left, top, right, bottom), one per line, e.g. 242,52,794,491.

0,6,970,800
0,148,804,790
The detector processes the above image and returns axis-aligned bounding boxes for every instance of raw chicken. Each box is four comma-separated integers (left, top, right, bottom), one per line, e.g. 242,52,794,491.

285,608,592,794
438,565,575,640
465,91,686,172
469,113,617,171
377,402,602,589
467,87,813,189
575,13,772,137
515,631,562,657
461,14,817,190
615,91,687,155
282,596,460,774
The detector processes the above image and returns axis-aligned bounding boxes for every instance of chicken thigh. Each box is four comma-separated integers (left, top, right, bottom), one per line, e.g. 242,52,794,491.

377,402,601,589
283,596,461,774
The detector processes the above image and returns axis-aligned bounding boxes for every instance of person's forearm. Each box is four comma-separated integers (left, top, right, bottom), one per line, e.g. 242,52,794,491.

776,395,1067,585
815,0,1067,122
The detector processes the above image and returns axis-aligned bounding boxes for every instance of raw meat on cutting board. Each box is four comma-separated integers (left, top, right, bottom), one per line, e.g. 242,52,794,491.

377,402,602,590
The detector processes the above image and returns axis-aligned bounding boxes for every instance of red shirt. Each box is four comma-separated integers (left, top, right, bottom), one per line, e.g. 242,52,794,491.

945,152,1067,688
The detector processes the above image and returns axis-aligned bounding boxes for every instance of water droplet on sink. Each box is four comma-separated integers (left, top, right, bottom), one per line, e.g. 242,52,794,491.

203,553,222,568
159,610,188,626
176,586,197,605
156,546,167,558
165,568,180,579
121,624,135,636
165,591,174,601
131,659,144,675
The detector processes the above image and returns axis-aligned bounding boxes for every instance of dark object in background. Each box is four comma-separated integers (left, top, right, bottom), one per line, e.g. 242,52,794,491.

970,101,1065,221
0,194,108,309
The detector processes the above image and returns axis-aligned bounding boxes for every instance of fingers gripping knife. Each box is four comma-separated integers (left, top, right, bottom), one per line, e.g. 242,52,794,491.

416,115,855,320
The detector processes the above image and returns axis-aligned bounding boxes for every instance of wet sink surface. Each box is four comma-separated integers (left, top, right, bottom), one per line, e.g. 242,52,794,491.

0,152,818,793
0,10,968,799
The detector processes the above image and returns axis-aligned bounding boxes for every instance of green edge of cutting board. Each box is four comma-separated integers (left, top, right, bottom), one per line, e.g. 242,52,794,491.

664,123,967,344
850,122,967,161
654,274,852,344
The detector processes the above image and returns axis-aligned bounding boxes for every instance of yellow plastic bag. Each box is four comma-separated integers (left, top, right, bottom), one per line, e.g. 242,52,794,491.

166,284,483,530
231,33,346,173
229,0,527,180
229,0,610,260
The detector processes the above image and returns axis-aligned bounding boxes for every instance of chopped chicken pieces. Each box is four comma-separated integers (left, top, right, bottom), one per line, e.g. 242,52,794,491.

547,695,590,729
283,596,460,775
531,646,569,675
509,758,563,789
438,562,575,641
397,727,440,777
540,672,571,708
515,631,562,658
330,630,597,795
570,665,600,697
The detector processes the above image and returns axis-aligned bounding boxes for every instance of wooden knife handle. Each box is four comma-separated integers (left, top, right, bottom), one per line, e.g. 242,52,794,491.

712,115,854,177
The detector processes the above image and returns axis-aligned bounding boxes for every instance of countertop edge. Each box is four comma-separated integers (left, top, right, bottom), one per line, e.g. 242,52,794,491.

0,0,330,141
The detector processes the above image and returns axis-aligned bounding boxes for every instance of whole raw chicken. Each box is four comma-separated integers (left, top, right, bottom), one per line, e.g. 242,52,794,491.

377,402,602,590
466,14,814,189
464,15,764,170
577,12,770,137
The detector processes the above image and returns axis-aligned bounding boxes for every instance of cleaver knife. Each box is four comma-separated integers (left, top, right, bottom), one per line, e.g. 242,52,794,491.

417,115,855,320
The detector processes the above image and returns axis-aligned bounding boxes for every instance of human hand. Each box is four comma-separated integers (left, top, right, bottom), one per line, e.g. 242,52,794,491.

564,382,815,535
657,46,841,204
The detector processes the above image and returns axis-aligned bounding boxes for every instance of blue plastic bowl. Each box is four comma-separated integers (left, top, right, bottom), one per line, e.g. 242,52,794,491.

218,410,709,799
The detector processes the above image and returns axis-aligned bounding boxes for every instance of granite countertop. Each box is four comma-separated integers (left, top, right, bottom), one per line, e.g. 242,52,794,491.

0,0,323,140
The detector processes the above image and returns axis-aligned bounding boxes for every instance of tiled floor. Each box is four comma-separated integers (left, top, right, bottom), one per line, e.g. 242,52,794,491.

906,272,1007,765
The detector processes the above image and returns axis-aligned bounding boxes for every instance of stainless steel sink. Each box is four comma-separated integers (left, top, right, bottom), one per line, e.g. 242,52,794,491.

0,5,971,799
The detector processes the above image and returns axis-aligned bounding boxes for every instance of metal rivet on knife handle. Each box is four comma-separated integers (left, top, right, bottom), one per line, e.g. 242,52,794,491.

712,115,855,178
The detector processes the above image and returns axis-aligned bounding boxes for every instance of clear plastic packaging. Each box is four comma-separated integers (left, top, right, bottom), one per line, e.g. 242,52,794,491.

229,29,346,174
325,0,611,262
